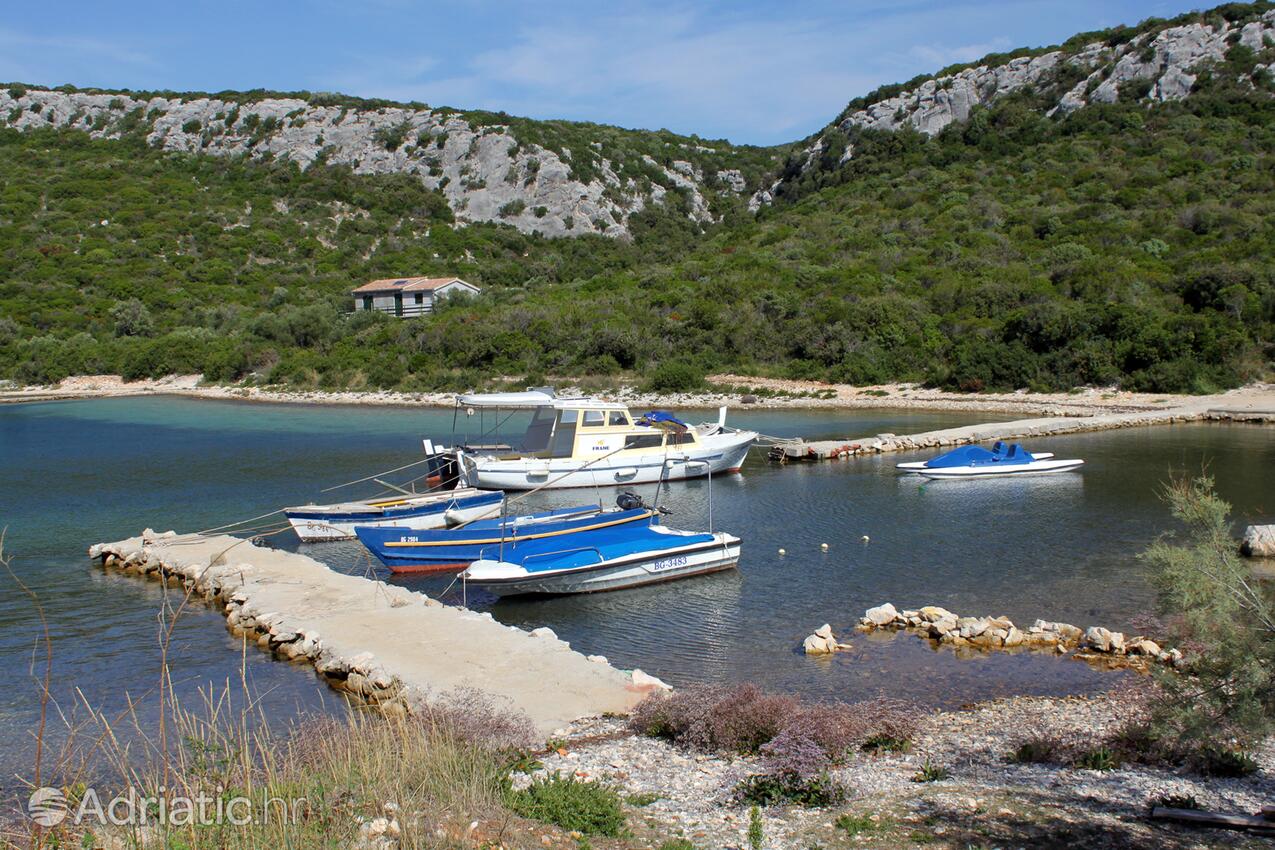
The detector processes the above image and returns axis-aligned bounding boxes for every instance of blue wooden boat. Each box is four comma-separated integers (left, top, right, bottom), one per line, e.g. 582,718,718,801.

285,487,503,542
462,523,741,596
354,505,658,573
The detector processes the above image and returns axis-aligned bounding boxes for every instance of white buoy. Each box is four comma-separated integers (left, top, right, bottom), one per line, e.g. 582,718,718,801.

820,543,829,551
778,548,786,556
861,535,870,543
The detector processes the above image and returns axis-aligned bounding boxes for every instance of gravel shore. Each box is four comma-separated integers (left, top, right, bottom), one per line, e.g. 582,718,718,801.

4,374,1273,420
524,693,1275,850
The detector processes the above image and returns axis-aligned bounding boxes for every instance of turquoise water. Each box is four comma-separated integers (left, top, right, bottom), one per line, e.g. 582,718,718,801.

1,395,1272,783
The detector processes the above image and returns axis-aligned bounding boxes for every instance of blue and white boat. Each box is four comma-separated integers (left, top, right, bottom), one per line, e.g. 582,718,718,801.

903,443,1083,479
354,504,658,573
897,441,1053,471
285,487,503,542
462,523,742,596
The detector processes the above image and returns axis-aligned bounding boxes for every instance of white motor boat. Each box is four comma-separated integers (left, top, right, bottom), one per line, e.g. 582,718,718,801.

911,443,1084,479
463,523,742,596
437,389,757,490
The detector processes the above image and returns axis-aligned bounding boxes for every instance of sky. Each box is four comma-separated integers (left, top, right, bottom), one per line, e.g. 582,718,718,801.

3,0,1209,146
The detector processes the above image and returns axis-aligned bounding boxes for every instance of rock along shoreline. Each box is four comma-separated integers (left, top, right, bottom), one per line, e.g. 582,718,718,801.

802,604,1182,672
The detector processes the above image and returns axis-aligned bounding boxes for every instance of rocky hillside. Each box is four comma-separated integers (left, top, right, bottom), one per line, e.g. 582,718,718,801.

754,5,1275,207
0,87,774,237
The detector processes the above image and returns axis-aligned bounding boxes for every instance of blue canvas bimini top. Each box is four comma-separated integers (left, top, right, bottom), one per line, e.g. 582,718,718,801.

924,443,1036,468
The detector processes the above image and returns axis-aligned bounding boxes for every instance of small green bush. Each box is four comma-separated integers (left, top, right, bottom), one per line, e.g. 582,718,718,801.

836,813,887,836
911,759,950,782
1008,735,1062,764
1194,745,1258,777
644,361,704,393
625,791,660,807
1074,746,1119,771
507,773,626,836
656,840,695,850
735,772,843,807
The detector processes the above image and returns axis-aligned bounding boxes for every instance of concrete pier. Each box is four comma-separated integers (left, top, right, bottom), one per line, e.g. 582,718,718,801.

89,531,665,733
770,404,1275,462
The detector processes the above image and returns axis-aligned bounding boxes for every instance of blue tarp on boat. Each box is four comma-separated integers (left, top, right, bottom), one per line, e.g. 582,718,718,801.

639,411,689,429
924,443,1036,468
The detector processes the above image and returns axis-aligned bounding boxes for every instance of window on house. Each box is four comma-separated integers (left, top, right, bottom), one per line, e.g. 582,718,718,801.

414,293,424,304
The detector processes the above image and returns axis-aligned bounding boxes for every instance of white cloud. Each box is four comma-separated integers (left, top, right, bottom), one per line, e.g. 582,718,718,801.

909,37,1015,68
322,7,885,144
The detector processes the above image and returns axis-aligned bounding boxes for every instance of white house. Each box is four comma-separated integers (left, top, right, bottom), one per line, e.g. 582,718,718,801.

351,277,480,318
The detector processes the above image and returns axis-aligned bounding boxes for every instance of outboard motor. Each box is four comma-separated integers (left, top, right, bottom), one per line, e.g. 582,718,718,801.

616,491,645,511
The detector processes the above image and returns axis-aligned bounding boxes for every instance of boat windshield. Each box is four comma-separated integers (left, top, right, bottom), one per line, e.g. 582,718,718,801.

520,406,557,454
549,409,579,457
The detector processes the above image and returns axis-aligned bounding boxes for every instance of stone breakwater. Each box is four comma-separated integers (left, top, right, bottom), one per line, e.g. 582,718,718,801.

822,603,1184,670
89,530,666,732
771,404,1275,462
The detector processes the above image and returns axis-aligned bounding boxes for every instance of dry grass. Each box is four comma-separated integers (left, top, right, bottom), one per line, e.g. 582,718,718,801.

0,534,533,850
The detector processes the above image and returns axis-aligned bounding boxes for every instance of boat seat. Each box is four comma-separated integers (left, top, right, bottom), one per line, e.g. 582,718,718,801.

1002,444,1034,463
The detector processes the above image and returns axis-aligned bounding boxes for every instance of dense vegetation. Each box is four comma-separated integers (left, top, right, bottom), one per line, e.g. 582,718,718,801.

1,5,1273,393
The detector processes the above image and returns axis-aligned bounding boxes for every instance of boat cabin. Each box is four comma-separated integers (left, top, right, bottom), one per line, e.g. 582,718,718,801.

455,391,698,460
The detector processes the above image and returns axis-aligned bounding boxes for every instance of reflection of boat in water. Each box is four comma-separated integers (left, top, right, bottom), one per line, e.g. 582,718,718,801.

284,488,503,542
433,389,757,490
463,523,742,596
904,443,1083,479
354,501,658,573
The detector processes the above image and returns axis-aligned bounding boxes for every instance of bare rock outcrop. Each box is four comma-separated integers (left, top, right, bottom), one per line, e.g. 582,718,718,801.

0,88,746,238
753,10,1275,207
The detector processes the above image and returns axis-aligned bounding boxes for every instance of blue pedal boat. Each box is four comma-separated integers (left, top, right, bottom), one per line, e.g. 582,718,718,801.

901,443,1083,479
354,504,658,573
462,522,742,596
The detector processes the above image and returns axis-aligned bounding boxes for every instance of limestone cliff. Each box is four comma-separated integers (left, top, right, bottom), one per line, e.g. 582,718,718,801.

0,88,759,238
752,9,1275,208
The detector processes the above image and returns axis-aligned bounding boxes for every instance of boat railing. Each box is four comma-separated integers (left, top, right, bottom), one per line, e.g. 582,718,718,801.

514,545,606,567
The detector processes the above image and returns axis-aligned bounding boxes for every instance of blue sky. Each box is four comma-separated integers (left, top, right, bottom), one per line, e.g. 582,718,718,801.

4,1,1206,145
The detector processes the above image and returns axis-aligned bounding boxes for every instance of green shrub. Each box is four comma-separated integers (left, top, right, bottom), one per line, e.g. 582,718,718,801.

644,361,704,393
499,199,527,217
506,774,626,836
735,771,843,807
1008,735,1063,764
1073,746,1119,771
911,759,950,782
836,813,887,836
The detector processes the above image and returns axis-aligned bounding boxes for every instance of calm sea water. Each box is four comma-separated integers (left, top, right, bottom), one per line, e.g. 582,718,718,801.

1,396,1271,784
